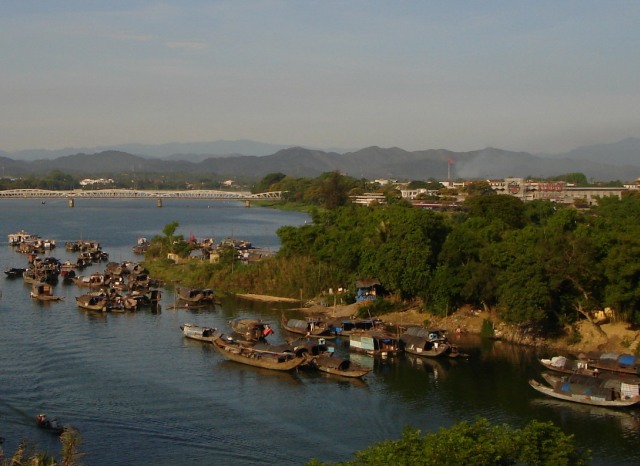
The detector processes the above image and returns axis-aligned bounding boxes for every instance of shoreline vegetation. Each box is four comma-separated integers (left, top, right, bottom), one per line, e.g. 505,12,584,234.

141,171,640,358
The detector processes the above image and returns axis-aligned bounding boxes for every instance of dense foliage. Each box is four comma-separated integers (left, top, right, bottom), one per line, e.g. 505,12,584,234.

308,418,589,466
139,171,640,332
275,185,640,330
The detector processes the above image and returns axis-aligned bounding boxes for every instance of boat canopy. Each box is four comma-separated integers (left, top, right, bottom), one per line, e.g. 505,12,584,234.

286,319,311,330
403,327,446,341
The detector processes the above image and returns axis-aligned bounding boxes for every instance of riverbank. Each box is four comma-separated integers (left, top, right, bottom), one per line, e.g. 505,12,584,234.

294,299,640,356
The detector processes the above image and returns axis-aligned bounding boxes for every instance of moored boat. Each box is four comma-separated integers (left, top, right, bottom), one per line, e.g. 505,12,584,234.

181,323,219,343
30,282,64,301
73,272,110,288
529,374,640,407
4,267,26,278
280,315,334,338
211,334,306,371
400,328,461,358
312,354,371,378
228,318,274,341
75,294,109,312
176,286,217,304
585,352,640,376
331,318,384,336
349,330,402,357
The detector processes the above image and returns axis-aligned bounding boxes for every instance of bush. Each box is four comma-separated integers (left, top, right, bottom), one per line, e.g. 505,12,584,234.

480,319,495,338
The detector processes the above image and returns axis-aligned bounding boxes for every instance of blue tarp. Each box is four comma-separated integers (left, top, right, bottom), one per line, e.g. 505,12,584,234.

618,354,636,366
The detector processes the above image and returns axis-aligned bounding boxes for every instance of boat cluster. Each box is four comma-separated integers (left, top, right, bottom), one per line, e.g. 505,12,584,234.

531,353,640,407
179,313,471,380
181,319,372,378
5,230,163,312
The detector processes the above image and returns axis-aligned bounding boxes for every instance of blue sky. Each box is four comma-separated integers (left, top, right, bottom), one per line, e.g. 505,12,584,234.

2,1,639,153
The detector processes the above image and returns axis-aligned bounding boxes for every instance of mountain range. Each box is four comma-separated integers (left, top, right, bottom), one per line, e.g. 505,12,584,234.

1,138,639,182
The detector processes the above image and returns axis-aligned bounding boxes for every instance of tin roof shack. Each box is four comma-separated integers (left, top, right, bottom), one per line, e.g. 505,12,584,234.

355,278,384,303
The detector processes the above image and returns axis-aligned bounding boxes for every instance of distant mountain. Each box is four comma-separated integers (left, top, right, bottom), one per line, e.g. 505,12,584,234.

555,137,640,167
0,139,350,161
2,139,640,182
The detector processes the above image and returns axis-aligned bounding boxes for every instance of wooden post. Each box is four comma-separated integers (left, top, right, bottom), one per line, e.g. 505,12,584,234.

68,198,74,208
245,200,251,208
157,198,163,208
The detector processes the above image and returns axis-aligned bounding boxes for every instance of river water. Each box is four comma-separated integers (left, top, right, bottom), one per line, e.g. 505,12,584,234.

0,199,638,465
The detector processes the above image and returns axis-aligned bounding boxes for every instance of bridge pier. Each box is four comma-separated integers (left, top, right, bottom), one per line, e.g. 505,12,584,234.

157,198,163,208
68,198,74,208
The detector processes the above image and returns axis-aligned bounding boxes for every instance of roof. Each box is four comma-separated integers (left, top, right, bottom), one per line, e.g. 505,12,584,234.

355,278,381,288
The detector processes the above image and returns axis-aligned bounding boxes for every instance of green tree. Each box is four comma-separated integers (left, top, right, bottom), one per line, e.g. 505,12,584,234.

307,418,589,466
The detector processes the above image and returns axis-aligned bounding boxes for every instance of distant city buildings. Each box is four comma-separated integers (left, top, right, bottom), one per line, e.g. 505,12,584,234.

355,177,628,208
79,178,114,187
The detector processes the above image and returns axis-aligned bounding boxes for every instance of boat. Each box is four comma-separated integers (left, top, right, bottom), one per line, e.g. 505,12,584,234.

349,330,403,357
211,334,306,371
312,354,371,378
529,373,640,407
539,355,607,377
400,328,462,358
30,282,64,301
176,286,217,304
73,272,111,288
331,318,384,336
8,230,39,246
228,318,274,341
35,413,65,435
280,315,334,338
75,294,109,312
585,352,640,376
180,323,219,343
4,267,26,278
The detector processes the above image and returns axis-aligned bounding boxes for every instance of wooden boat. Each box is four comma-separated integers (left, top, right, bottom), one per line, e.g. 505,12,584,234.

211,334,306,371
400,328,461,358
30,282,64,301
75,294,109,312
4,267,26,278
281,314,334,338
229,318,274,341
585,352,640,376
73,272,110,288
331,318,384,336
176,286,216,304
8,230,39,246
180,323,219,343
312,354,371,378
529,374,640,407
349,330,403,357
539,356,604,377
35,414,65,435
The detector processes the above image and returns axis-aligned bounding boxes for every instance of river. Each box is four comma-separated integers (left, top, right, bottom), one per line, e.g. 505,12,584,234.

0,198,638,465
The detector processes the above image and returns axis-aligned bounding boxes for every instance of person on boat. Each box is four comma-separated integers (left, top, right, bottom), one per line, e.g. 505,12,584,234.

262,324,274,339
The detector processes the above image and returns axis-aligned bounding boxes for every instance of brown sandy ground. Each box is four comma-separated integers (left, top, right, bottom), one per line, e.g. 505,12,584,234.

260,294,640,355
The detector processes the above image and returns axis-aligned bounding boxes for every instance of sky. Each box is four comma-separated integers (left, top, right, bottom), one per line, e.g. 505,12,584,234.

2,1,640,154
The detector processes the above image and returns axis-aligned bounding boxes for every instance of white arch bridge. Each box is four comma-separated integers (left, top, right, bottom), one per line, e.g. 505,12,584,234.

0,188,283,206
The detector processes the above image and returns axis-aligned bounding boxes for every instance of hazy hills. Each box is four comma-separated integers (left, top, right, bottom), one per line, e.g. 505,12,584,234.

1,138,639,182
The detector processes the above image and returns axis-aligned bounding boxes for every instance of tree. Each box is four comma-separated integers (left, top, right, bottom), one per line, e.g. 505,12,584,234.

307,418,589,465
253,172,287,193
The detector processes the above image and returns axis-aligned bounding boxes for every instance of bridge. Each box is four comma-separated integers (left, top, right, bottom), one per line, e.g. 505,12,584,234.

0,188,283,207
